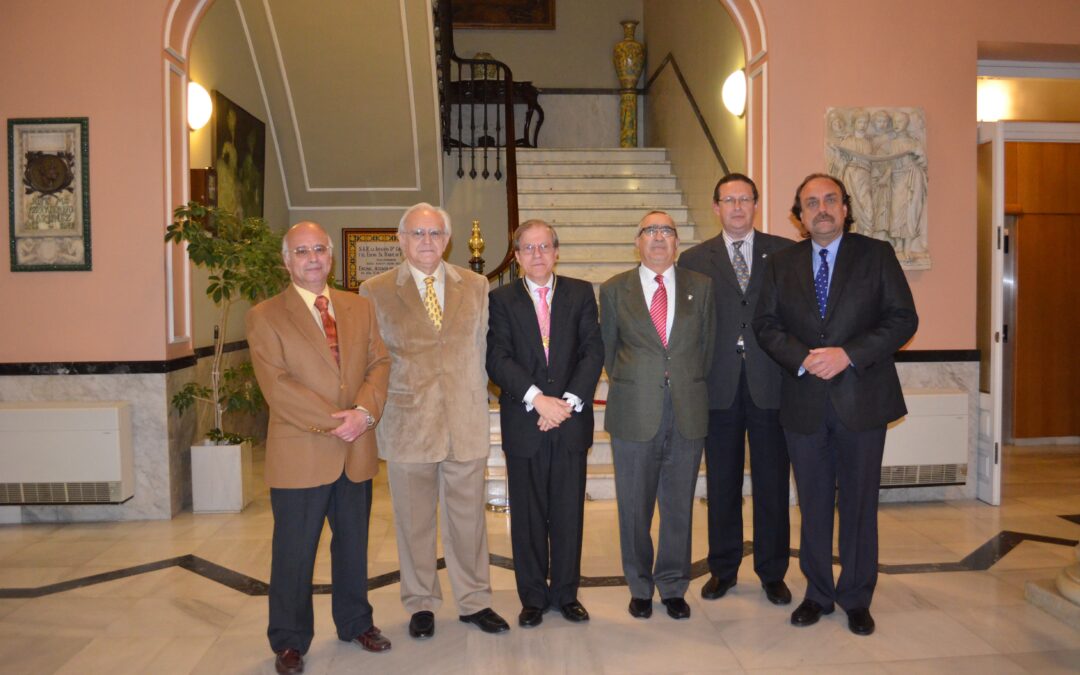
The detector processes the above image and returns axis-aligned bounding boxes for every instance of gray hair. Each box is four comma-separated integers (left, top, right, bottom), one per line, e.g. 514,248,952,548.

399,202,452,237
512,219,559,250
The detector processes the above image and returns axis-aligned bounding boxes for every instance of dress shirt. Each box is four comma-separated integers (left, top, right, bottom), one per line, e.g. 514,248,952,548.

638,264,676,340
407,261,445,309
520,275,584,413
811,234,842,289
722,227,755,266
292,283,335,334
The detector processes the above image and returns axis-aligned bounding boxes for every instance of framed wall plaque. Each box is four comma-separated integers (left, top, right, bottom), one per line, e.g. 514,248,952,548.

342,228,402,291
7,117,91,271
453,0,555,29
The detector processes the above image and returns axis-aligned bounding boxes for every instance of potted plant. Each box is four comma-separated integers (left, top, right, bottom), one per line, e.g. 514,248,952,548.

165,201,289,511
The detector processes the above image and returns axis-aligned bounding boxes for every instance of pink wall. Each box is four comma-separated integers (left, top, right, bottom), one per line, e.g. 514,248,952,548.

757,0,1080,350
0,0,170,362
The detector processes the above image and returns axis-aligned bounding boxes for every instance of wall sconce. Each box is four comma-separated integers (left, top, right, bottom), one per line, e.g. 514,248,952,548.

976,79,1008,122
188,81,212,131
722,69,747,117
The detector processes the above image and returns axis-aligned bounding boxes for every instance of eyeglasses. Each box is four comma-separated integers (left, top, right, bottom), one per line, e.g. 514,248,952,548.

290,244,331,258
519,242,555,254
638,225,677,238
719,196,755,207
406,228,447,240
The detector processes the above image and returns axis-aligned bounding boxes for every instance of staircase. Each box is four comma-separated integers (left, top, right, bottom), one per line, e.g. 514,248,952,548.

485,147,707,503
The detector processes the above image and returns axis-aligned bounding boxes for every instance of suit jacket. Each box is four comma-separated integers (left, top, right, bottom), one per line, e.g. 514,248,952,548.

358,262,490,463
486,275,605,458
679,230,794,410
600,266,716,442
752,232,918,434
246,286,390,489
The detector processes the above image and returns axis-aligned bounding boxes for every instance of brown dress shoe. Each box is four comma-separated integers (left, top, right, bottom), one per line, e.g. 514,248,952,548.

274,648,304,674
352,626,392,652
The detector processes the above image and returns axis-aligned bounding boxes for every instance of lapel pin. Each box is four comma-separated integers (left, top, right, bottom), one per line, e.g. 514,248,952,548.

687,294,693,301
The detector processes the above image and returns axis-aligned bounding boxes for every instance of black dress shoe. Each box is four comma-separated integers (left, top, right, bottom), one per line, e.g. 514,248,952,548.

846,607,875,636
560,600,590,622
662,597,691,619
459,608,510,634
274,648,304,674
628,597,653,619
409,610,435,639
701,575,736,600
518,606,545,627
790,598,833,627
762,580,792,605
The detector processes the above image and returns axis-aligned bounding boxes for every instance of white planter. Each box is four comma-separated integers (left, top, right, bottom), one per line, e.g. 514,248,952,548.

191,440,253,513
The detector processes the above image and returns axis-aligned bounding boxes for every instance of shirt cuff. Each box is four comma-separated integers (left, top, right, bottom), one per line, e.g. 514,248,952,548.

563,393,584,413
523,385,542,411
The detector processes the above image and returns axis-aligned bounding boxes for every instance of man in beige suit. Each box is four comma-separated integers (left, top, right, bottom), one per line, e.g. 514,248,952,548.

247,221,391,674
359,203,510,638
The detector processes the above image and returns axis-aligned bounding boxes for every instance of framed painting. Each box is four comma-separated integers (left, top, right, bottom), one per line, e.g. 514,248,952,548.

453,0,555,29
342,228,403,291
8,117,91,271
212,91,265,219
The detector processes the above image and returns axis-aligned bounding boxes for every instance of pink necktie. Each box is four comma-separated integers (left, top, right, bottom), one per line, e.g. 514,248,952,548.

314,295,339,365
650,274,668,348
537,286,551,362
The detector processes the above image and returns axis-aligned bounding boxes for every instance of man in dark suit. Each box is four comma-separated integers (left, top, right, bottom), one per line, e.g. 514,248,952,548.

680,173,794,607
753,174,918,636
246,221,392,674
600,210,716,621
486,219,605,628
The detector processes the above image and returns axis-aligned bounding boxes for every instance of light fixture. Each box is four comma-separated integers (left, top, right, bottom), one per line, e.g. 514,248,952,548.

976,79,1008,122
188,81,212,131
722,69,747,117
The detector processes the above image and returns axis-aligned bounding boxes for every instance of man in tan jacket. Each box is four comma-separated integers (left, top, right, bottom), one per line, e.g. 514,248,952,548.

359,203,510,639
246,221,391,674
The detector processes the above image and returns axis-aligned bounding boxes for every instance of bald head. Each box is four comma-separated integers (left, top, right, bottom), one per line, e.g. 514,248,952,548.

283,221,333,293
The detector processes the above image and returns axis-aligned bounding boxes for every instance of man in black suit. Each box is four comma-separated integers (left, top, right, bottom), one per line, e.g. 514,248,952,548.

486,219,605,628
753,173,917,636
680,174,794,607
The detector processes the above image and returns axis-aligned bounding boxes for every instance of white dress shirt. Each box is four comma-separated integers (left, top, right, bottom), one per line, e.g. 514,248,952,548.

638,264,676,340
722,227,755,266
407,261,445,309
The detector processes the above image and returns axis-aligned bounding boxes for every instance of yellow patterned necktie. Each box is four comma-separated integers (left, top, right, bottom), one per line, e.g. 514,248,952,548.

423,276,442,331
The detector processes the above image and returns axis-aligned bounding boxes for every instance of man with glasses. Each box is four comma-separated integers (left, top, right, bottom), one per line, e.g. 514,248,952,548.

359,202,510,640
486,219,604,628
600,210,716,621
753,174,917,636
247,221,392,674
679,174,795,608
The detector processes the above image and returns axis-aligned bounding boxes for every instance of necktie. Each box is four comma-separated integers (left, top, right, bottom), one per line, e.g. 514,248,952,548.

537,286,551,362
815,249,830,319
423,276,443,331
650,274,668,348
732,240,750,293
313,295,339,365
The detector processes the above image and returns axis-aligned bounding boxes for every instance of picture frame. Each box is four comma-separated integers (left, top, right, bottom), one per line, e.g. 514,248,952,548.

453,0,555,29
7,117,91,271
342,228,403,291
211,91,265,219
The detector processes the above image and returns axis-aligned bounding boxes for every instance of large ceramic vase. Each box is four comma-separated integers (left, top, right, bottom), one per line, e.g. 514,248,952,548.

613,20,645,148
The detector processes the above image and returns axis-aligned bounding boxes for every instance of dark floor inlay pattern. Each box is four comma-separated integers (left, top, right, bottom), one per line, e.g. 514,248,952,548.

1061,514,1080,526
1,526,1077,599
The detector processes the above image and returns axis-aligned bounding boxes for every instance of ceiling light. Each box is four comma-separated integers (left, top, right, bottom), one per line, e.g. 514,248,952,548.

722,69,747,117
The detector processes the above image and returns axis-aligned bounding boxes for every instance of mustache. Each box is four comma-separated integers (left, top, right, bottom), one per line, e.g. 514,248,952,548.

813,213,835,224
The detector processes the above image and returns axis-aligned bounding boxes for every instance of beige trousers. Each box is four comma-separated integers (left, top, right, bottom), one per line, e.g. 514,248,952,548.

387,457,492,615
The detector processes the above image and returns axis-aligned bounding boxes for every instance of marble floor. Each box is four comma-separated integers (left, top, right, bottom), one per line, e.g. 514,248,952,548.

1,447,1078,674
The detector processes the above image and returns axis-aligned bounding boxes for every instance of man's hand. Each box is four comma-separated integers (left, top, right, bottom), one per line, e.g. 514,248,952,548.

329,408,371,442
533,394,571,430
802,347,851,381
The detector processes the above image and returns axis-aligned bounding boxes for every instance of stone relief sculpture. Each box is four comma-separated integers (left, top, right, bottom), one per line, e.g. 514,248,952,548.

825,107,930,269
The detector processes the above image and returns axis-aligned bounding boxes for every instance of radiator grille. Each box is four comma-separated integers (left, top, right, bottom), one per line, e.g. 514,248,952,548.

880,463,966,488
0,482,119,504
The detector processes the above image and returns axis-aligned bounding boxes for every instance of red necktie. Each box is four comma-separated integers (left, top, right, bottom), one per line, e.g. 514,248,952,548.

314,295,339,365
650,274,668,348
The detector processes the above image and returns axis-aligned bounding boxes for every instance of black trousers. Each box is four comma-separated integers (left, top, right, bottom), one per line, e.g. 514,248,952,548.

268,471,373,654
785,396,886,612
704,365,790,583
505,433,587,609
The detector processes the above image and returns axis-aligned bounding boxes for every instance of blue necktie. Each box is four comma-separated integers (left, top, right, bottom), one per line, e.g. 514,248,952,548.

815,249,829,319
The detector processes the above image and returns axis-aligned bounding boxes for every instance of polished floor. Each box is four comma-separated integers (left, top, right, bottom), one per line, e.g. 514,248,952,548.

1,447,1078,674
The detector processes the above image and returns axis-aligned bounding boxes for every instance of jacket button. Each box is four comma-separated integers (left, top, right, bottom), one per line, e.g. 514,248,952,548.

547,378,554,384
741,300,748,306
741,322,748,329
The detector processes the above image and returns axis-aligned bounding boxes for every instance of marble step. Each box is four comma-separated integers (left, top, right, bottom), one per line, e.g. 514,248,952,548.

517,174,678,191
557,224,691,242
556,240,701,261
520,205,690,222
517,160,674,177
518,189,685,208
516,147,669,162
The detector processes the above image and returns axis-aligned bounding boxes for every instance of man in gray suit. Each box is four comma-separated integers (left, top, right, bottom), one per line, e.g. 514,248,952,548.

679,174,794,607
600,210,716,621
